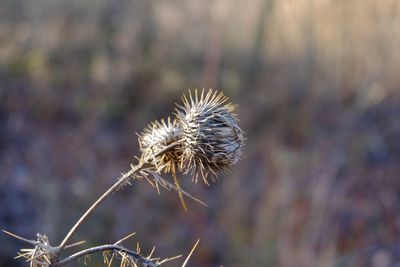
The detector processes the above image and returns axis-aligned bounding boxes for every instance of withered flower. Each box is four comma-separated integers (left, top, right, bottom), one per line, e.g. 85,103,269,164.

175,89,244,184
138,89,244,186
138,117,182,174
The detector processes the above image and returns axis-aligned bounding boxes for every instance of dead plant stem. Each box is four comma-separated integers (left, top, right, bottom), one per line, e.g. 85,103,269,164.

56,142,180,259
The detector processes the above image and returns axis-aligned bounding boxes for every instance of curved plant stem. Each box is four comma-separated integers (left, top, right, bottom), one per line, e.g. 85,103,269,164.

54,244,154,267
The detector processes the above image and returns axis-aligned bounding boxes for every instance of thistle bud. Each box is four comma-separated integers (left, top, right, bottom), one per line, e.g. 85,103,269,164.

138,117,182,173
174,89,244,184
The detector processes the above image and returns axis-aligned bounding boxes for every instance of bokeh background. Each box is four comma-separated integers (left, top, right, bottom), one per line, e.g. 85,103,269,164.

1,0,400,266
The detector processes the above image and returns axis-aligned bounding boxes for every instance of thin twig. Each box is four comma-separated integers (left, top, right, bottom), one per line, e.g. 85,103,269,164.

2,230,37,245
114,232,136,245
182,239,200,267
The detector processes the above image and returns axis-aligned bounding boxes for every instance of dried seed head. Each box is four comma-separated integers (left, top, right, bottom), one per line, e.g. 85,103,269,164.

138,117,183,173
175,89,244,184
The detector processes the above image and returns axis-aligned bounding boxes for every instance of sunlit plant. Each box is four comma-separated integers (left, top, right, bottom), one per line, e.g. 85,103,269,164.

3,89,244,267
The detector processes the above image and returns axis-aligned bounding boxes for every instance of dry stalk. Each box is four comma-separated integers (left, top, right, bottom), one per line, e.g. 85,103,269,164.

3,89,244,267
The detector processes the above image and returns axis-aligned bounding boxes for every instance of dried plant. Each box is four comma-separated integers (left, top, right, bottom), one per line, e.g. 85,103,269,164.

3,89,244,267
175,89,244,184
139,117,183,174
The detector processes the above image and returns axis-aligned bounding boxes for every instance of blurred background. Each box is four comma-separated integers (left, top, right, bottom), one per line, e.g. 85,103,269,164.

1,0,400,266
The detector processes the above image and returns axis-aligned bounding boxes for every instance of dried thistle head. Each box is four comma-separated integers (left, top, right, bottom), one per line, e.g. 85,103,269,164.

174,89,244,184
137,89,244,188
138,117,183,173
